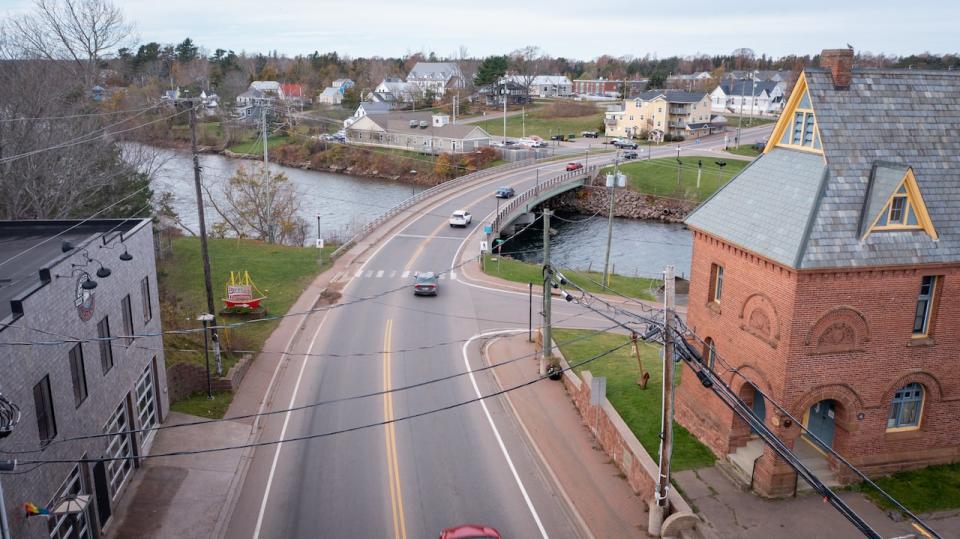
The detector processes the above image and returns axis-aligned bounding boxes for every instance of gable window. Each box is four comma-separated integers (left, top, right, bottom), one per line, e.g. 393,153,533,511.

887,383,923,430
709,264,724,303
867,169,938,240
98,316,114,374
69,343,88,407
913,276,938,336
141,276,152,323
121,294,134,346
33,375,57,444
771,73,822,154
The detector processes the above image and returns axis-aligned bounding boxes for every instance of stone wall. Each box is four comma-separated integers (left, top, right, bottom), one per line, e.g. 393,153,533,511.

555,347,701,537
552,185,698,223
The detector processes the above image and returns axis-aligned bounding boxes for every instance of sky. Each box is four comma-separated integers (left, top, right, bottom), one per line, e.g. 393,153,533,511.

3,0,957,60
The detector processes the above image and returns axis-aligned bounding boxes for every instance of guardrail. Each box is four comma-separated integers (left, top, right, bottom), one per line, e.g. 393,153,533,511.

330,155,566,259
490,164,599,235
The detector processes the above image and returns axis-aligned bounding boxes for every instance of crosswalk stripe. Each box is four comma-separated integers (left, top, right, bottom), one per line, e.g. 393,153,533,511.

355,270,363,278
438,274,445,280
376,270,385,278
365,270,373,278
389,270,396,278
449,272,457,280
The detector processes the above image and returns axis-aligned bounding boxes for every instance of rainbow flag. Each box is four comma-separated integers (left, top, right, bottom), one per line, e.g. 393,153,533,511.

23,502,50,517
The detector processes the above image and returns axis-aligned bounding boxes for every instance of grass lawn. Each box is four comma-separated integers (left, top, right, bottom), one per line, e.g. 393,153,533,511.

852,462,960,513
170,122,223,143
603,157,751,201
227,135,292,155
553,329,716,471
723,145,762,158
482,254,658,301
722,115,777,127
473,111,604,140
158,237,335,372
170,390,233,419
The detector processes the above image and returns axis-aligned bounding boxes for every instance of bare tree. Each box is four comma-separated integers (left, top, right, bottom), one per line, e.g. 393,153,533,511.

508,46,545,96
6,0,132,88
207,165,307,245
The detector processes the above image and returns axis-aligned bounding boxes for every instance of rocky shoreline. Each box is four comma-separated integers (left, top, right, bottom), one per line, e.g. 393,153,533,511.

553,184,698,223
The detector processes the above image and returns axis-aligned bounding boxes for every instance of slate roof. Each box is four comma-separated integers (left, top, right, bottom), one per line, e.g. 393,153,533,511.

685,149,827,267
687,67,960,270
638,90,707,103
719,80,781,97
351,112,491,140
408,62,462,81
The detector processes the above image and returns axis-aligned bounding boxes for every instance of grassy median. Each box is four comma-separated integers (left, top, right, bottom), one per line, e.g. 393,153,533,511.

482,254,658,301
553,328,715,471
602,156,751,201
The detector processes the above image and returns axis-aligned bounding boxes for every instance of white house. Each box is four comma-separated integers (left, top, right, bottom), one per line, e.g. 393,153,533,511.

501,75,573,97
406,62,464,98
710,80,786,115
317,78,355,105
345,111,490,154
374,78,421,103
250,81,284,99
343,101,394,128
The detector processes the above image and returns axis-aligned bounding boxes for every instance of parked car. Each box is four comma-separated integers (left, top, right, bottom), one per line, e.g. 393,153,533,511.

533,141,550,148
439,524,502,539
623,150,639,160
566,133,576,140
565,162,584,171
413,272,439,296
581,130,599,138
550,134,565,141
495,187,515,198
613,139,638,149
449,209,472,227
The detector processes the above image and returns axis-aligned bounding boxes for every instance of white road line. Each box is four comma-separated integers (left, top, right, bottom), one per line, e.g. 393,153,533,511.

355,270,363,278
376,270,384,278
401,270,410,278
462,331,549,539
449,271,457,280
394,233,467,241
389,270,397,278
365,270,373,278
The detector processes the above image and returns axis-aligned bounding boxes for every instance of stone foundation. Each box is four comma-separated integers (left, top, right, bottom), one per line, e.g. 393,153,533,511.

552,184,698,222
166,353,253,402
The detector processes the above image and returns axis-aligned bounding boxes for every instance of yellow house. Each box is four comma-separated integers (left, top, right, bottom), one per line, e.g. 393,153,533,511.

605,90,718,140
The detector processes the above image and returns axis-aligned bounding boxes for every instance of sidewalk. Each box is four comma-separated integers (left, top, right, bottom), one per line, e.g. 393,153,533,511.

486,334,649,538
674,465,960,538
104,412,249,538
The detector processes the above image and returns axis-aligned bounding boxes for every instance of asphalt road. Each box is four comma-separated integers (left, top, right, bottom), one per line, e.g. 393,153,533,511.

225,125,773,539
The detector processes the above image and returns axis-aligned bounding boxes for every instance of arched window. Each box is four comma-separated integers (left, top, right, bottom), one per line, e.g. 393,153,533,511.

887,383,924,430
704,338,716,370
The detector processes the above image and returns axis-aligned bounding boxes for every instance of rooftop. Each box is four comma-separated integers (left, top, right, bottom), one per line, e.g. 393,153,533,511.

0,219,144,322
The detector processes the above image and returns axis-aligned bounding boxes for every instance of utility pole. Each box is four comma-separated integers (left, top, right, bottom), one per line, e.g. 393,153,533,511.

749,70,757,127
0,459,13,539
602,151,621,287
697,159,703,191
262,106,274,243
522,106,526,139
650,264,676,536
189,103,220,366
540,209,553,376
736,78,745,149
503,94,507,144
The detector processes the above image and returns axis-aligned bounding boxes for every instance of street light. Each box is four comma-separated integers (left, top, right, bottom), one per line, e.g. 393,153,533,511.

585,148,589,169
197,313,215,399
535,167,540,194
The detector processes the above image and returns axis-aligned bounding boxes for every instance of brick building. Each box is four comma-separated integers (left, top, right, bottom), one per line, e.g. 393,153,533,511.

0,219,168,538
676,49,960,497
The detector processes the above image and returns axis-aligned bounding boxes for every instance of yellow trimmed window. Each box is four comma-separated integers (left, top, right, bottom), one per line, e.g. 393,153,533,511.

766,73,823,155
867,169,938,240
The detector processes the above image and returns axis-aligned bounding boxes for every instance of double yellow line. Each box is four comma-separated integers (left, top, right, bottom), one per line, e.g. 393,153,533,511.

383,319,407,539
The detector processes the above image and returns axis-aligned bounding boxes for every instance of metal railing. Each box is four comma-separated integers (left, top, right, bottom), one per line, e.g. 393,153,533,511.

490,165,598,235
330,156,559,259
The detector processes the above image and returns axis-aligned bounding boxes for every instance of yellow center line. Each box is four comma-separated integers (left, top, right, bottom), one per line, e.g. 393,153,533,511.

383,319,407,539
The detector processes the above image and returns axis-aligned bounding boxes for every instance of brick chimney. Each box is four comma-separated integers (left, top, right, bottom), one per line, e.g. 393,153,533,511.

820,48,854,89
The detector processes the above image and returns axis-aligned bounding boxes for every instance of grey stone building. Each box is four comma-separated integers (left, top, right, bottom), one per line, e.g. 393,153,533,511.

0,219,168,538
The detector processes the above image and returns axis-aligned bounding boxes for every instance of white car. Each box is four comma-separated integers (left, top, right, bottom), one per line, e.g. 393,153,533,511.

449,210,472,227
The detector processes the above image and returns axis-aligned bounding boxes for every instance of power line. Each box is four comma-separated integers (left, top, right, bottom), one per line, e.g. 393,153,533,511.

7,338,634,467
0,105,161,123
0,322,623,455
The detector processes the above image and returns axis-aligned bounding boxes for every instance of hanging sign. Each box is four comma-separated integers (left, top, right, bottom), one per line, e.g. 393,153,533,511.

75,272,95,322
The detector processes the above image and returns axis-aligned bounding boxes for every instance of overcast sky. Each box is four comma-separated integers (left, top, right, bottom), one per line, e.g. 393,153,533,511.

3,0,957,60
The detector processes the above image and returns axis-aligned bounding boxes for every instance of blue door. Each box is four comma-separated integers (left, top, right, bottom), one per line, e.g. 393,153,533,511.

806,400,836,449
750,389,766,434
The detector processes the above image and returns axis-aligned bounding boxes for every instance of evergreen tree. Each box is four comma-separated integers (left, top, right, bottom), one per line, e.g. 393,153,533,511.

474,55,508,87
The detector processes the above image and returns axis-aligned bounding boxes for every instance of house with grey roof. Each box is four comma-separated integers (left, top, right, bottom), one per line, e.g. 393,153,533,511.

605,90,717,139
676,48,960,498
406,62,464,98
345,111,490,154
374,78,421,104
710,79,786,115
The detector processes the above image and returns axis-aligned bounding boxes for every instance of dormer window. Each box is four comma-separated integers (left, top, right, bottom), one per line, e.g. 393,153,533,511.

865,168,938,240
766,73,823,155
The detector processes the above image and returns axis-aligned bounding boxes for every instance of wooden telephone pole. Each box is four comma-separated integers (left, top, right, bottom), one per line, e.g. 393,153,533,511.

650,265,676,535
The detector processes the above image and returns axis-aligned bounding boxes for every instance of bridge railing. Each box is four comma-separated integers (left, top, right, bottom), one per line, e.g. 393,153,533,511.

491,164,599,235
330,155,570,259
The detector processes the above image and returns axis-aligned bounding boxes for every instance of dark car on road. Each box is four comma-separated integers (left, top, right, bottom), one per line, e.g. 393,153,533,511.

495,186,515,198
581,130,599,138
550,134,565,141
613,139,638,149
413,272,439,296
623,150,639,160
565,162,584,171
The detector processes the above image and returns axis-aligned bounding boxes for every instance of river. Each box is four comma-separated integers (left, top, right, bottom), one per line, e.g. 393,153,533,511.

143,146,692,275
145,146,422,242
497,211,693,279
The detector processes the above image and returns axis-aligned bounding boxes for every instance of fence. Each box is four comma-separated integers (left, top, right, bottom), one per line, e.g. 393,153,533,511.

330,156,563,259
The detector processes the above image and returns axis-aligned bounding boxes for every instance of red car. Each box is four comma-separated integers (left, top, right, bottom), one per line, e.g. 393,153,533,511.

565,162,583,171
440,524,502,539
